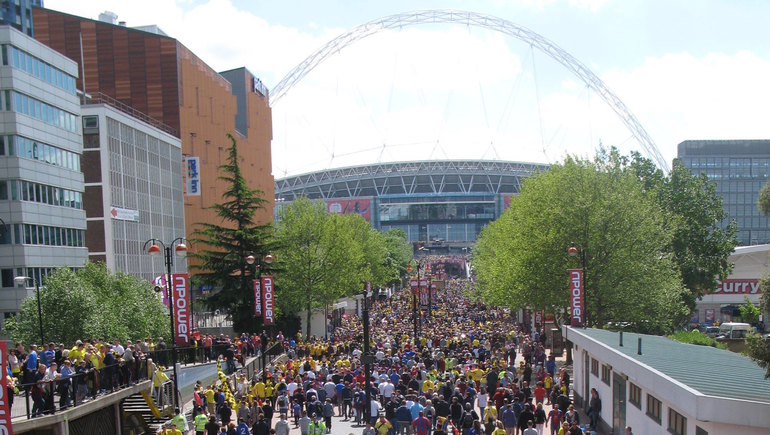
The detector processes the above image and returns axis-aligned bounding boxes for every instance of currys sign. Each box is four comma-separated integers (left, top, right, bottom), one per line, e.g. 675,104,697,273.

569,269,584,327
172,274,191,347
0,340,11,435
261,276,275,326
713,279,761,295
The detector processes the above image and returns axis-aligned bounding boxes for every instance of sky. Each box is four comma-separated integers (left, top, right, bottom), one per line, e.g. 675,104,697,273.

45,0,770,178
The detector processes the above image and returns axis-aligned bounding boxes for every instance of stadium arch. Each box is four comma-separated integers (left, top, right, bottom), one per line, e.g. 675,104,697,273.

270,9,668,172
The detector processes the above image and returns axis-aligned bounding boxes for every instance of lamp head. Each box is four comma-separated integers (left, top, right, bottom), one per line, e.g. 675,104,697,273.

567,244,578,256
147,243,162,256
245,254,256,265
14,276,30,286
264,254,275,264
174,243,187,257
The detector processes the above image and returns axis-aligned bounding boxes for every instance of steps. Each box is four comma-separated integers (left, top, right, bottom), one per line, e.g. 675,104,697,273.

122,391,169,434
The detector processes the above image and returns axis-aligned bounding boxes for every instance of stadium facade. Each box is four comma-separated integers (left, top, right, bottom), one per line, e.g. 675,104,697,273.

275,160,548,252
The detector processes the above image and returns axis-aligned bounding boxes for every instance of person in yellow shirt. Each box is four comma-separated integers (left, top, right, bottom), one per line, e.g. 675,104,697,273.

253,379,266,400
422,378,434,393
157,422,181,435
204,385,216,415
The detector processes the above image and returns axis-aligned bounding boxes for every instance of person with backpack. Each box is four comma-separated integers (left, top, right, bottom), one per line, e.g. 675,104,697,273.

461,402,478,435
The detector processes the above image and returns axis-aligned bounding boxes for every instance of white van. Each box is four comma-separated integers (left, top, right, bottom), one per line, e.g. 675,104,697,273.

718,322,752,339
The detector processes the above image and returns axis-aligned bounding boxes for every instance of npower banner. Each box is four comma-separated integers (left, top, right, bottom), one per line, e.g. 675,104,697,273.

253,279,262,316
172,273,192,347
569,269,584,327
0,340,11,435
261,276,275,325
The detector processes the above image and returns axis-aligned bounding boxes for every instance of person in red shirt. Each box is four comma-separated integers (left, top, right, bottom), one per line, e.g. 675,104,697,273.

533,381,547,404
492,388,506,411
412,410,432,435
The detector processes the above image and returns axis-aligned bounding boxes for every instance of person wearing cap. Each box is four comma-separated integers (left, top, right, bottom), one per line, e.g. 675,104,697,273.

307,413,326,435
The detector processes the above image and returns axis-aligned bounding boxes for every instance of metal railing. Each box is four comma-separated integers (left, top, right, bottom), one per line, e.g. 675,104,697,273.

10,346,208,421
81,91,178,137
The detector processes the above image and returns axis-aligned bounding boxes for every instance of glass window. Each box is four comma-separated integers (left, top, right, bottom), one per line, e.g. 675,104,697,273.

591,358,599,376
601,364,611,385
668,408,686,435
647,394,661,424
0,180,6,200
629,383,641,409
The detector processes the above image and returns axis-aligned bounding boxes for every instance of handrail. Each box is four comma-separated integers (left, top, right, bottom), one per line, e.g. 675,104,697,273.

81,91,179,137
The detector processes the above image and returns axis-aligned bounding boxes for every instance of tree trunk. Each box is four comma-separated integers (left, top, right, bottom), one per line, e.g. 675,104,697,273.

306,299,312,340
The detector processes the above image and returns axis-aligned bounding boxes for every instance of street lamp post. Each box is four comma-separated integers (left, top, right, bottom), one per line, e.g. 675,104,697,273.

407,265,419,348
14,276,43,345
361,288,372,425
144,237,188,411
247,253,274,381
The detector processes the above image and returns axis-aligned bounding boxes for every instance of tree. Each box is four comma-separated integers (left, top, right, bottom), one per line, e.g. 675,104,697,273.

746,188,770,377
739,296,761,325
4,263,169,344
382,228,414,286
273,198,395,338
474,155,689,333
189,134,274,333
618,151,738,304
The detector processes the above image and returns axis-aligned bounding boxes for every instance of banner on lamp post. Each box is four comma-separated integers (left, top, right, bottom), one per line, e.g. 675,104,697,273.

569,269,584,327
0,340,11,435
254,279,262,316
262,276,275,325
410,279,418,294
172,273,192,347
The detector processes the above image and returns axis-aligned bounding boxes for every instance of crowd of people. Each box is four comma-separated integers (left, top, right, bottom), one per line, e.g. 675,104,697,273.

168,276,603,435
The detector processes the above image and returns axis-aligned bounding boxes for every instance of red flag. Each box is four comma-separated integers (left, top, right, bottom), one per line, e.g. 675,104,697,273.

0,340,12,435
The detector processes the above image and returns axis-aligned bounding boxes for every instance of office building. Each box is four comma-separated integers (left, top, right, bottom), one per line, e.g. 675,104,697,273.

678,140,770,245
32,7,275,264
0,25,86,322
0,0,42,37
81,98,186,282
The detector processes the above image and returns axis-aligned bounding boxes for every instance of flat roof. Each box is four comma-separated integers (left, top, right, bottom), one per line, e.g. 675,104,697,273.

573,328,770,404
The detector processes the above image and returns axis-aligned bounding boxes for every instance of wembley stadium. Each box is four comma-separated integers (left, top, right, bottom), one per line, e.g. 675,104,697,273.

274,160,549,253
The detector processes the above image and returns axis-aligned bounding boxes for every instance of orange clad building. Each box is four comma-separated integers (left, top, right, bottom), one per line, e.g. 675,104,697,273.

32,8,275,245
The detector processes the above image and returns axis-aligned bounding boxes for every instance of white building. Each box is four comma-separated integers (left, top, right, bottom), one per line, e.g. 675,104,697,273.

693,244,769,326
80,100,185,282
0,25,86,325
564,326,770,435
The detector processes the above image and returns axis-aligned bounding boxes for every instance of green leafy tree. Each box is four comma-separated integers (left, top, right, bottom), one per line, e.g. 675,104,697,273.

474,155,689,333
739,295,761,325
746,190,770,376
189,134,274,333
617,151,738,304
5,263,168,344
274,197,387,338
382,228,414,286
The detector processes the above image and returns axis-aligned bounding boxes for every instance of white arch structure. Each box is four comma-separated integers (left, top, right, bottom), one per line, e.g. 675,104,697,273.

270,9,668,171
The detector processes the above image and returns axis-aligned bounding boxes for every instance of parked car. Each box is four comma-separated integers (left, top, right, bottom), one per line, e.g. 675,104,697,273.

702,326,720,338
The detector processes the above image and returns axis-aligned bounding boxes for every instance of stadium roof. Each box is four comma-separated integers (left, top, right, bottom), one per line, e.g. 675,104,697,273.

275,159,549,200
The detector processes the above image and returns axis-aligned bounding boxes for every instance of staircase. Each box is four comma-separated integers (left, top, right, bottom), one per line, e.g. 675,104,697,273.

121,388,171,434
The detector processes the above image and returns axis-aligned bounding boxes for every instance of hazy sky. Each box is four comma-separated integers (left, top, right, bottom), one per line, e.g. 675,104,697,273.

45,0,770,177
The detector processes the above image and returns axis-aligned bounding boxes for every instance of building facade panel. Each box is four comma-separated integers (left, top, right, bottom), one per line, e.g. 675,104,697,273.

33,8,275,265
678,139,770,245
0,25,86,326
